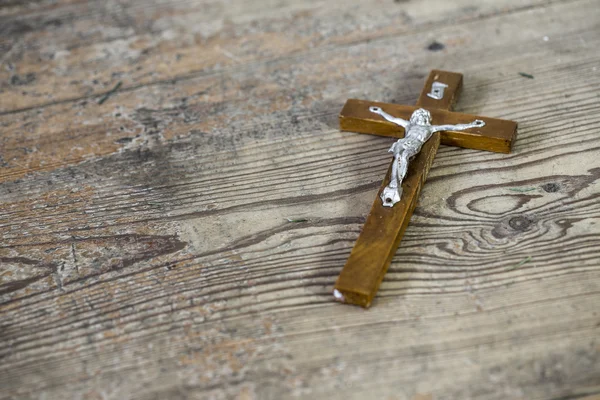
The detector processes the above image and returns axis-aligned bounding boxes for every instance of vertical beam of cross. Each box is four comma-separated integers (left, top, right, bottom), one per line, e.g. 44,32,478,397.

333,70,517,307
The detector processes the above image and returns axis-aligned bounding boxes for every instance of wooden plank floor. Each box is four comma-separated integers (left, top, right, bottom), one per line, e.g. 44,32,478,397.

1,0,600,398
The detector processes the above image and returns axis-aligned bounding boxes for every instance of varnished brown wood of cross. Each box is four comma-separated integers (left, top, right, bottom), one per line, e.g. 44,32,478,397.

333,70,518,308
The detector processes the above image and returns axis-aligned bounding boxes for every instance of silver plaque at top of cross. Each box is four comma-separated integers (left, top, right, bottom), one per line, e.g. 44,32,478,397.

427,81,449,100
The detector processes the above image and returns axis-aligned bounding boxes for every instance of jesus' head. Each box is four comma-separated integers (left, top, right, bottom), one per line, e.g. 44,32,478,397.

409,108,431,126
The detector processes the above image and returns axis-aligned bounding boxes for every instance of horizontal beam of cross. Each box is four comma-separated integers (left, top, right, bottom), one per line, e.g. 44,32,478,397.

340,99,517,153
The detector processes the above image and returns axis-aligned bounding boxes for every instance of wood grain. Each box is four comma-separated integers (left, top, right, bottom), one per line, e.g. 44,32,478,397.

0,0,555,112
1,0,600,399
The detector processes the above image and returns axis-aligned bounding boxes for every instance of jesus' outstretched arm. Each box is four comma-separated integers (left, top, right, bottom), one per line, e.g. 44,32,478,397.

432,119,485,133
369,106,409,129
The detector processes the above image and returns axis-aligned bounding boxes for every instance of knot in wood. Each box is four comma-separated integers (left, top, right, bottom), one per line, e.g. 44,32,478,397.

509,215,532,231
542,182,561,193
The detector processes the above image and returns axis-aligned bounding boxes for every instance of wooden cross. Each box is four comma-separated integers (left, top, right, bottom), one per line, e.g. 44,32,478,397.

333,70,518,308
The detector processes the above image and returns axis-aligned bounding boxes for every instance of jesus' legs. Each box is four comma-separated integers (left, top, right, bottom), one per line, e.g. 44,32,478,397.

381,151,403,207
398,152,409,183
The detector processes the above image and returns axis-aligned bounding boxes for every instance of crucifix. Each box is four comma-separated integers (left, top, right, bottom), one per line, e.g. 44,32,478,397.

333,70,518,308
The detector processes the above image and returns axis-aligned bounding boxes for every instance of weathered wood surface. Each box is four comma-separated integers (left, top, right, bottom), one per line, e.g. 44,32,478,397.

1,0,600,399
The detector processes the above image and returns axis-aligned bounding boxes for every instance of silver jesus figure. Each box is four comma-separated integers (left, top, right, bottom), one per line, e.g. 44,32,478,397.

369,106,485,207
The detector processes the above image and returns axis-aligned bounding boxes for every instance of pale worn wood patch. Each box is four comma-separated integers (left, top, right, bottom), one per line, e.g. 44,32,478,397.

1,0,600,399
